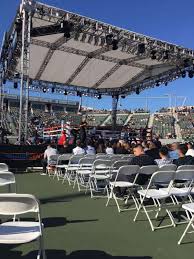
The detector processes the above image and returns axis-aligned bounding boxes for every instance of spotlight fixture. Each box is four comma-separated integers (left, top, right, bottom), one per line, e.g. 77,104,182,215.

163,50,169,60
156,80,160,86
62,21,73,38
112,39,119,50
3,79,6,84
64,90,68,95
51,87,55,93
165,82,168,86
106,34,113,45
181,71,186,78
121,95,125,99
97,94,102,99
136,87,140,95
188,70,194,78
150,50,157,60
138,43,145,54
14,82,18,89
77,91,82,97
43,88,47,93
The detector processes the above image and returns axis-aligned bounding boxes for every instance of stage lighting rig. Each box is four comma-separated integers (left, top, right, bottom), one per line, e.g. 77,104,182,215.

136,87,140,95
121,95,125,99
3,79,6,84
14,82,18,89
156,80,160,86
97,94,102,99
138,43,145,54
61,20,73,38
150,50,157,60
188,70,194,78
64,90,68,95
43,87,47,93
181,71,186,78
51,87,55,93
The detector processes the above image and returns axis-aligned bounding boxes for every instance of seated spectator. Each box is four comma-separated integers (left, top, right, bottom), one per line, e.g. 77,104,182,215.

186,142,194,157
173,144,194,167
41,143,58,175
129,145,156,186
73,140,85,155
86,140,96,155
145,142,160,160
115,141,128,154
105,142,114,155
155,146,173,167
168,143,179,159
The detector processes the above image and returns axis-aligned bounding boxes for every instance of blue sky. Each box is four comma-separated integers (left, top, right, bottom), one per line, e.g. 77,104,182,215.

1,0,194,111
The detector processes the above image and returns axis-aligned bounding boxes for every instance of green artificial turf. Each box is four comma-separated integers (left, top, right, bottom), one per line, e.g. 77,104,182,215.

0,173,194,259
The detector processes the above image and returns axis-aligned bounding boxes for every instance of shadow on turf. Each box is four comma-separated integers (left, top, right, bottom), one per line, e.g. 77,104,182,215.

0,249,152,259
42,217,98,228
40,192,89,204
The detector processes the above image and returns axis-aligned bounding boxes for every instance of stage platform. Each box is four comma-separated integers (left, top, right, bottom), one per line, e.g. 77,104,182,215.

0,172,193,259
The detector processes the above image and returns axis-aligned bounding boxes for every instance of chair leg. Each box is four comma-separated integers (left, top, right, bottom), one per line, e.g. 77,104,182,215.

178,215,194,245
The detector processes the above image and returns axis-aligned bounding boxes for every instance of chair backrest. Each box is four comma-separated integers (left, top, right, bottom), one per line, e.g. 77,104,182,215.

177,165,194,171
159,164,177,171
175,170,194,182
96,155,110,160
140,165,159,175
93,159,112,174
113,160,130,170
48,155,59,164
0,171,15,185
0,163,9,171
84,154,96,158
118,165,140,176
57,154,72,163
0,194,39,215
69,155,85,165
79,157,95,166
150,171,175,186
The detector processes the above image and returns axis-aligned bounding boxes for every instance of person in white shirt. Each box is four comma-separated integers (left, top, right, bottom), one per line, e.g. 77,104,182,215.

86,140,96,155
42,144,58,175
186,142,194,157
73,140,85,155
105,142,114,155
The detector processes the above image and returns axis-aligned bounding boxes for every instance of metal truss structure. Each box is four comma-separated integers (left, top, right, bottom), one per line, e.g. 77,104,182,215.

0,0,194,143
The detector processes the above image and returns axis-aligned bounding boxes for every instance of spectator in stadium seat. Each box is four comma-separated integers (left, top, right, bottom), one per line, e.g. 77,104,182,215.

73,140,85,155
186,142,194,157
155,146,173,167
105,142,114,155
173,144,194,167
145,142,160,160
41,143,58,175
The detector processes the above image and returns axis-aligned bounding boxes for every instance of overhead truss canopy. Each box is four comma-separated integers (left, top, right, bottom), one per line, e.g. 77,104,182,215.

1,0,194,96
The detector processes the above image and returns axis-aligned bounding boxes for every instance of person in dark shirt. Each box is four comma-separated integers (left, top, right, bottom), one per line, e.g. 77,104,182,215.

145,142,160,160
129,144,156,185
79,121,87,146
173,144,194,167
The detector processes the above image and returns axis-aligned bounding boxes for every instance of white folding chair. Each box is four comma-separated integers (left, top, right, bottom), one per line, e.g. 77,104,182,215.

0,171,16,193
46,154,59,176
0,194,46,259
177,165,194,170
89,159,112,198
106,165,140,213
63,155,84,185
178,203,194,245
73,157,95,191
0,163,9,171
54,154,72,180
136,165,159,187
134,170,176,231
111,160,130,174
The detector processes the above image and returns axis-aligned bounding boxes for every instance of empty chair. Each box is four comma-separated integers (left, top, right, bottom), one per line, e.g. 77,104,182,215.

0,171,16,193
89,159,112,198
134,170,175,231
55,154,72,180
46,154,60,176
0,194,46,259
0,163,9,172
107,165,140,212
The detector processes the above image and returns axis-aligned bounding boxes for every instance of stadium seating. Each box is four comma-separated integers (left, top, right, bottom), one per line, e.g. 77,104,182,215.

127,113,150,129
153,114,175,138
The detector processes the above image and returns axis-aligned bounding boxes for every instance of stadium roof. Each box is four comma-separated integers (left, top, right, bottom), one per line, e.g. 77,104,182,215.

1,0,194,96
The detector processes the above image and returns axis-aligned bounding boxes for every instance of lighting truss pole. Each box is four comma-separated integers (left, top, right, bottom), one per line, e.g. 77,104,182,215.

0,72,4,126
112,95,119,131
18,0,31,144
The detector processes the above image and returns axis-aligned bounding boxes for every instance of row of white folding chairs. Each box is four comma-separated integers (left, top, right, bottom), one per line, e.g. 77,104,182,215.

106,164,194,245
0,163,46,258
